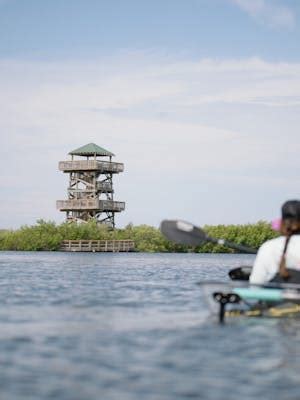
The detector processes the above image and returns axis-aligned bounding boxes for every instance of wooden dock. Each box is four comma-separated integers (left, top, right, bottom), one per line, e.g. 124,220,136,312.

60,240,135,252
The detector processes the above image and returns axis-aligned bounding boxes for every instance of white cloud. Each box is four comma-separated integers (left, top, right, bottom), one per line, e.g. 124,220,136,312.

230,0,296,29
1,54,300,227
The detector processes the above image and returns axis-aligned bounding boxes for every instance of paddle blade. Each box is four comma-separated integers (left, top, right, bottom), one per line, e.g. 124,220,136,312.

160,220,208,246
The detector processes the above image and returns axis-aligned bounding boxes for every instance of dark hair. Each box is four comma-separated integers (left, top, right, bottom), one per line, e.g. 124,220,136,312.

279,200,300,280
282,200,300,221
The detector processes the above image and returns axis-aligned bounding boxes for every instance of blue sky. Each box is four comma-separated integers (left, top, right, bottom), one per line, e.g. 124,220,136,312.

1,0,300,228
0,0,299,60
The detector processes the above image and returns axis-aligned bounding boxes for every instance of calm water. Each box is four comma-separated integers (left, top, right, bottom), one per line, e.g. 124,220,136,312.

0,252,300,400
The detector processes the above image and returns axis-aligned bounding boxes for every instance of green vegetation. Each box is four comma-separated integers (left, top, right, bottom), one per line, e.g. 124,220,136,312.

0,219,278,252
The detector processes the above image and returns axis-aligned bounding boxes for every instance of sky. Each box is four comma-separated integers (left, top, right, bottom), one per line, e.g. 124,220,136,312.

1,0,300,228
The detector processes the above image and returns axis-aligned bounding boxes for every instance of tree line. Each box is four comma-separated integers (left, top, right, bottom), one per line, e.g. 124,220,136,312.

0,220,278,252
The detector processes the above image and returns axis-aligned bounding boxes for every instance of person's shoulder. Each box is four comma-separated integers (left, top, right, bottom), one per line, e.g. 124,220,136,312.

259,236,285,251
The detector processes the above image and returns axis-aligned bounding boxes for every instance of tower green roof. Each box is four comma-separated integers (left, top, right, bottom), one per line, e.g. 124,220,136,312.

69,143,115,157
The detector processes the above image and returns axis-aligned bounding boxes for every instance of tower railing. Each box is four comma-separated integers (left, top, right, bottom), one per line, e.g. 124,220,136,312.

66,182,113,193
97,181,113,192
59,160,124,173
56,199,125,211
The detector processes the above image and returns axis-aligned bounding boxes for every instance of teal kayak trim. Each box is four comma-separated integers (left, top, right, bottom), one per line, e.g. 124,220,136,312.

233,288,282,302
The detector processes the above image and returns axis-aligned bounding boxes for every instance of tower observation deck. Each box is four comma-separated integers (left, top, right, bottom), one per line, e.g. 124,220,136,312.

56,143,125,228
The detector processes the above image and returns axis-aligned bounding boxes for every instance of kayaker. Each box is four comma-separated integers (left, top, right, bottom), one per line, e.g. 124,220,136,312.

250,200,300,284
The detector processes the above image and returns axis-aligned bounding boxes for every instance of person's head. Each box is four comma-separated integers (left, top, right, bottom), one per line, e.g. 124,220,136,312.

277,200,300,280
280,200,300,236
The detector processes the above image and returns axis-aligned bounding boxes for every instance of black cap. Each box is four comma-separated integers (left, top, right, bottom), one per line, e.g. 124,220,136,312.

282,200,300,221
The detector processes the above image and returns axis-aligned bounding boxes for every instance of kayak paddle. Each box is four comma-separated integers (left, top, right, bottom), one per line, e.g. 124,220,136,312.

160,220,257,254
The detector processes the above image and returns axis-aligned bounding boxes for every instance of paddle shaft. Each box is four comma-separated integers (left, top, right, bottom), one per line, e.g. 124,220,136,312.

207,236,257,254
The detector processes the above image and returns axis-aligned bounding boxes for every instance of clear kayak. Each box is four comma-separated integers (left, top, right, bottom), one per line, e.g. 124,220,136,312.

199,281,300,323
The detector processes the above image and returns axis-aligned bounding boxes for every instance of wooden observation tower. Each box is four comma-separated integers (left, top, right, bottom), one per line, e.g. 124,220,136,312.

56,143,125,228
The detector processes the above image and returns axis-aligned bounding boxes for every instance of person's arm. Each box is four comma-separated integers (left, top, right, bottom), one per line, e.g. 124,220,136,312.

249,242,273,284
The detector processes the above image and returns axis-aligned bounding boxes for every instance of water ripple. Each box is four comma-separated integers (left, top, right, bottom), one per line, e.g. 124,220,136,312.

1,251,299,400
